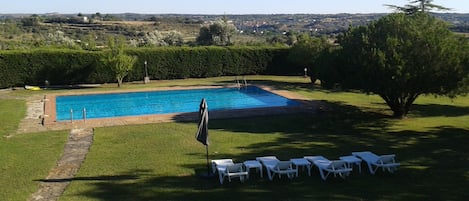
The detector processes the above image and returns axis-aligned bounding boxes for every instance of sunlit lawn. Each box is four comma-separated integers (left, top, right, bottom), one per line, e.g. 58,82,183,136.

2,76,469,200
0,99,69,201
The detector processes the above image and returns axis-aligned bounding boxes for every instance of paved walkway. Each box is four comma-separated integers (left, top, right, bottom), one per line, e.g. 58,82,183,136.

29,128,94,201
17,95,48,134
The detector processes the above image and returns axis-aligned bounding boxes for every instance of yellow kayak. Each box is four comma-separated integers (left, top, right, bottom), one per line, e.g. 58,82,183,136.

24,85,41,91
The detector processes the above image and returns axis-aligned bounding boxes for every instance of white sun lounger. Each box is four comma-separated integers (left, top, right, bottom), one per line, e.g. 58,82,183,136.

352,151,400,175
304,156,352,180
212,159,234,174
256,156,297,181
212,159,248,184
220,163,249,184
212,159,234,184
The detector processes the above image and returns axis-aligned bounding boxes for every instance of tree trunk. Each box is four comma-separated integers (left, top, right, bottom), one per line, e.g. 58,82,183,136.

391,105,407,119
117,77,123,87
387,97,418,119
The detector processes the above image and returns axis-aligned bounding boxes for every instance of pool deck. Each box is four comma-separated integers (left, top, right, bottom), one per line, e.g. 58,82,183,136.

40,84,318,131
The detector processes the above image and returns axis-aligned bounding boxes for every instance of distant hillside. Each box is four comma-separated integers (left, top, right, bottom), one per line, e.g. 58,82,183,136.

0,13,467,50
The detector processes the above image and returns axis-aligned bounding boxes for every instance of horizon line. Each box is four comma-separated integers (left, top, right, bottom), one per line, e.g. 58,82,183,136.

1,11,469,15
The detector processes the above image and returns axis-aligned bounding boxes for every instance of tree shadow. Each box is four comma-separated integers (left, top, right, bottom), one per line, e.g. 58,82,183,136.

215,78,316,92
33,169,152,183
72,125,469,200
35,175,140,183
410,104,469,117
207,100,389,135
68,108,469,200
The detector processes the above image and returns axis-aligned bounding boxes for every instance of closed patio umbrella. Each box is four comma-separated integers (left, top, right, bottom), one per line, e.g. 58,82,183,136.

195,98,213,177
196,98,209,145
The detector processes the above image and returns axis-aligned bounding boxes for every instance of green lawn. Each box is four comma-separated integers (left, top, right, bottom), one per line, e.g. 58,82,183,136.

0,99,26,136
0,132,68,201
2,76,469,200
1,93,69,201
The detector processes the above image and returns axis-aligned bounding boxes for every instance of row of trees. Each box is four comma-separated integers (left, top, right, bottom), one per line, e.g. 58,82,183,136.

292,1,468,118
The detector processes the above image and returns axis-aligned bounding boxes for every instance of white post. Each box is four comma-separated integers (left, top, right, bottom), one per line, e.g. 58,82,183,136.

83,107,86,123
144,60,150,84
70,109,73,123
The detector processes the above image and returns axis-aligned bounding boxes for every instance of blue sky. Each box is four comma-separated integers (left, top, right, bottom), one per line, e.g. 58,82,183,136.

1,0,467,14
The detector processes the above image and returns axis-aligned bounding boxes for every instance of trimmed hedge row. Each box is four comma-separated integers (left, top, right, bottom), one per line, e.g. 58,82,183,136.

0,49,107,87
0,46,301,88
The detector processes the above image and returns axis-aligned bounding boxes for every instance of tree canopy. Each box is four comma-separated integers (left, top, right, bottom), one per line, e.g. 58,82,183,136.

196,18,237,46
385,0,450,14
288,34,331,83
103,36,137,87
334,13,468,118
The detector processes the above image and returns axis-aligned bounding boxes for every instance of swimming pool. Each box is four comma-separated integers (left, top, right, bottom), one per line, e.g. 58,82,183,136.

55,86,300,121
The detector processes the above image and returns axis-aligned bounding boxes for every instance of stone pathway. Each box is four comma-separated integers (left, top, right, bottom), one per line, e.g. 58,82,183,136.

29,128,94,201
17,96,48,134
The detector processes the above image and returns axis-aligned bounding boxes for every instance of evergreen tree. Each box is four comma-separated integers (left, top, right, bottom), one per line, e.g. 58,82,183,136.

335,13,468,118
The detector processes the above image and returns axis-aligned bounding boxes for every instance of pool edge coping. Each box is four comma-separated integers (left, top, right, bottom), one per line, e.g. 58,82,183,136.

43,84,317,130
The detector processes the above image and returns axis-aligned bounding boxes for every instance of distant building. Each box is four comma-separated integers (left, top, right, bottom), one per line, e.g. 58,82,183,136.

82,16,89,23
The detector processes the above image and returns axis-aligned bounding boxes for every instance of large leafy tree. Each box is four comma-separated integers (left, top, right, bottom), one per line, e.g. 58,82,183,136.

336,13,468,118
196,18,237,46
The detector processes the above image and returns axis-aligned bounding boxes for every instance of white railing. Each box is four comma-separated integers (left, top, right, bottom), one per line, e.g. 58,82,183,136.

235,76,248,89
70,107,87,124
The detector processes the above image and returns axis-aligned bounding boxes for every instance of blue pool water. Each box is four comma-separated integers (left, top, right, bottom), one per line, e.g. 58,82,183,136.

55,86,300,121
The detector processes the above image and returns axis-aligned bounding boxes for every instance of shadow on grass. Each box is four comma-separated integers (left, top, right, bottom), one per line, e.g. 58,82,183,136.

75,123,469,200
34,169,152,183
215,78,316,92
35,175,139,183
410,104,469,117
72,127,469,200
78,167,396,201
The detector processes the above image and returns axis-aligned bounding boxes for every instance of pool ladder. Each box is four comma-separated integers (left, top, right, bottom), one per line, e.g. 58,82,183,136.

236,76,248,88
70,107,87,124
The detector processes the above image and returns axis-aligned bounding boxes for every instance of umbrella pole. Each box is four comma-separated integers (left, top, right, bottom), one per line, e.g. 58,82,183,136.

205,145,210,176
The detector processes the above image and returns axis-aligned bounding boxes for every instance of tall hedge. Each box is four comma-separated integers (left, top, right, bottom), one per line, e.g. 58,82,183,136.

0,46,301,88
0,49,109,87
